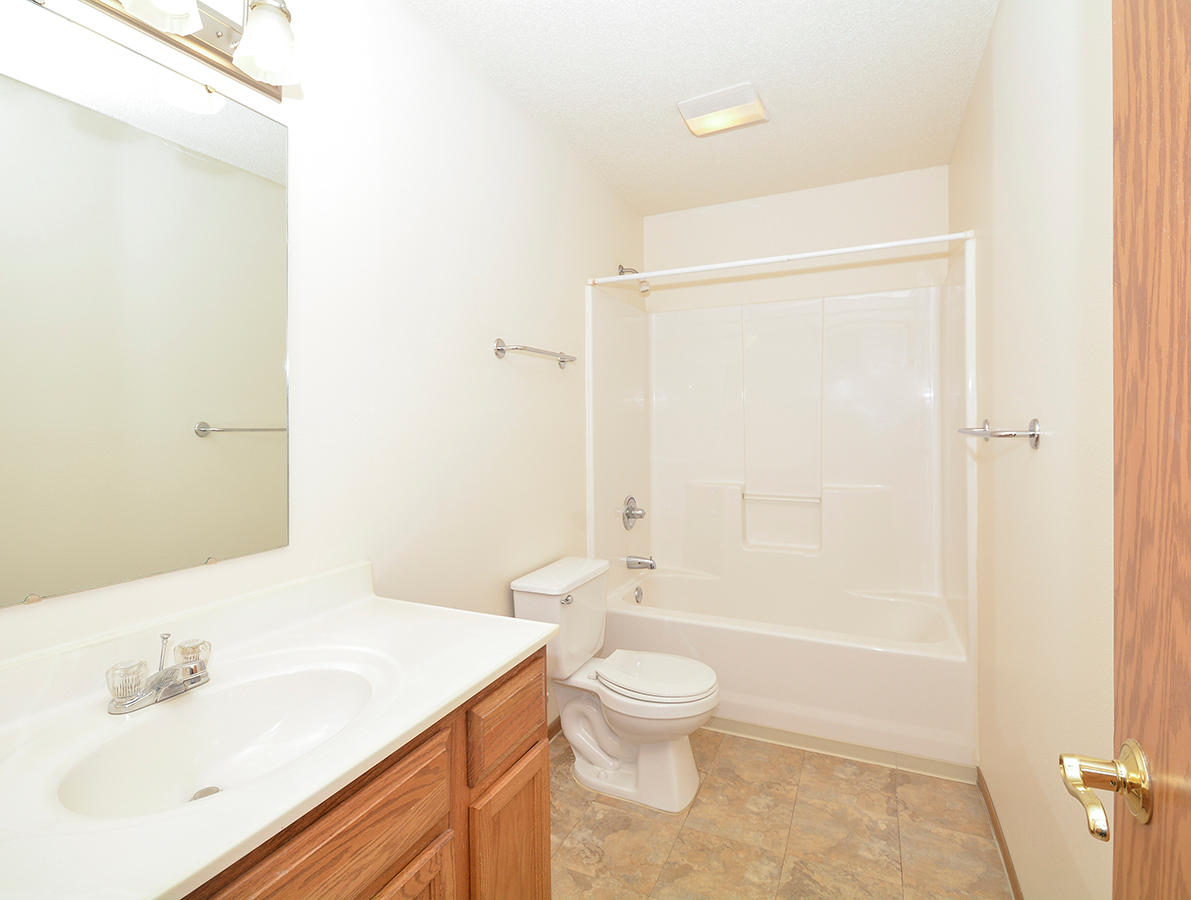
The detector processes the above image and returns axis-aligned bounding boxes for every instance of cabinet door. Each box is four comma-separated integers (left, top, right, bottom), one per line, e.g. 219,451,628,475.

468,740,550,899
200,729,452,899
375,831,456,900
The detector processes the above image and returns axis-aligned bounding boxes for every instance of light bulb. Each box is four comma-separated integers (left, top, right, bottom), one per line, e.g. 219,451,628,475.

120,0,201,36
233,0,300,87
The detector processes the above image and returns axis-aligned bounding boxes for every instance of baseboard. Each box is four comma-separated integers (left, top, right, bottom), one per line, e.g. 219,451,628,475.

547,715,562,740
707,716,977,784
977,767,1025,900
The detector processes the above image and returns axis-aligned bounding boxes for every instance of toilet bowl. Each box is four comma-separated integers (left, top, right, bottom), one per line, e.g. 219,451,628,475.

512,558,719,813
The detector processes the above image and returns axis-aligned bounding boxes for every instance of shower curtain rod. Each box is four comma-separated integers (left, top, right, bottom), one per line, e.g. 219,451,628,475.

588,230,975,286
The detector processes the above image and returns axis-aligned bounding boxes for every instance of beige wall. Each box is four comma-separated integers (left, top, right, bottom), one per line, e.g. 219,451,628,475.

0,0,640,658
643,166,951,312
949,0,1114,896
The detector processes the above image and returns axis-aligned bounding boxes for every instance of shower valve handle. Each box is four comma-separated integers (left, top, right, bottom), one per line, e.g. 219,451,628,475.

622,496,647,530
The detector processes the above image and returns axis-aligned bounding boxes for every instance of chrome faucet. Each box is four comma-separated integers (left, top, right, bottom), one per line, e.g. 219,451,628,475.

626,555,656,570
105,633,211,715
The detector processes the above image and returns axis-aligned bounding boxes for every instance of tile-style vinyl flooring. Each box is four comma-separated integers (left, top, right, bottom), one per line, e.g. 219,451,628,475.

550,729,1013,899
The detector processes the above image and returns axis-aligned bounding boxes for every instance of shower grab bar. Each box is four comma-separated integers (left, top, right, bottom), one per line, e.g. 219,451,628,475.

194,421,287,437
958,418,1041,449
493,338,576,370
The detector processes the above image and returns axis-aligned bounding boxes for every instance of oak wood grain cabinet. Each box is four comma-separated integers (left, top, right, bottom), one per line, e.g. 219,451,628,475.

468,740,550,899
374,831,455,900
185,650,548,900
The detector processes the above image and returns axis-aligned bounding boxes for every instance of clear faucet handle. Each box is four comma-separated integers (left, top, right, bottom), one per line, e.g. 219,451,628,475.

106,659,147,700
174,639,211,664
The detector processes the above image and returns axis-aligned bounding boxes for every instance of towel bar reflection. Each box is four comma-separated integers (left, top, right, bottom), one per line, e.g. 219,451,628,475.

493,338,576,370
194,421,287,438
958,418,1041,449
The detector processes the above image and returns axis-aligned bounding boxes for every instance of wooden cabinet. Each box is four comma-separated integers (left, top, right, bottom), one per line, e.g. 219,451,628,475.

375,831,456,900
468,741,550,899
185,651,548,900
466,657,546,787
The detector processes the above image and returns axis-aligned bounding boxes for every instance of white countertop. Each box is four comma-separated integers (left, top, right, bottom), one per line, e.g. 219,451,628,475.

0,564,556,899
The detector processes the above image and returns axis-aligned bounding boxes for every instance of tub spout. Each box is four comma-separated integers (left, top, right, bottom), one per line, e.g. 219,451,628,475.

626,555,656,570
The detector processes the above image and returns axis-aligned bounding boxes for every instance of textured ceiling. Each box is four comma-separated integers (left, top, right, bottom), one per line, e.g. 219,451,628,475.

400,0,1001,214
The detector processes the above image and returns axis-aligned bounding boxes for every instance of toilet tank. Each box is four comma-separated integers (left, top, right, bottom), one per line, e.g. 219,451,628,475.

511,557,609,679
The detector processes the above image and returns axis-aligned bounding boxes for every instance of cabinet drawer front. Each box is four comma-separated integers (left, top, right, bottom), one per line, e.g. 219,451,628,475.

466,656,546,787
215,729,452,899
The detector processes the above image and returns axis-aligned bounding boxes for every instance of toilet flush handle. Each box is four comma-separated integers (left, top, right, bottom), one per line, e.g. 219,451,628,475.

561,594,573,605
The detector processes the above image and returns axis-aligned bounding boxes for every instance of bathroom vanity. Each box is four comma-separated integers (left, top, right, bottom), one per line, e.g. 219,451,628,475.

187,649,550,899
0,565,556,899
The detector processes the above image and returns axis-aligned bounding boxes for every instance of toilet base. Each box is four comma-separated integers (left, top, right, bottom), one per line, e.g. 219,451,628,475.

570,734,700,814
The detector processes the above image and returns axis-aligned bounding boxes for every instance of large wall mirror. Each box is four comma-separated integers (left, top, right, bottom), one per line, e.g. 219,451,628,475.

0,8,288,608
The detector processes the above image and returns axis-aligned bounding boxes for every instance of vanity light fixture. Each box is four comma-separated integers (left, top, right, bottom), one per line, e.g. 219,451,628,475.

74,0,297,99
677,82,769,137
119,0,202,35
232,0,299,87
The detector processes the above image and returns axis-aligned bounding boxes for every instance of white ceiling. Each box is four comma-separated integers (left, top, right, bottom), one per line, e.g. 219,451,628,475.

400,0,1001,215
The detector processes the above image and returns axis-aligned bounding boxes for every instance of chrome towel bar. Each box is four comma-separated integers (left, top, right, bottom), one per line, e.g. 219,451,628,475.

958,418,1041,449
493,338,576,370
194,421,287,437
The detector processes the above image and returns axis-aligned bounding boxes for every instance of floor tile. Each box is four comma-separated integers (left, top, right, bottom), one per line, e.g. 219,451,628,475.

714,734,805,786
653,828,784,900
551,859,650,899
899,822,1011,898
778,795,902,899
799,752,899,817
778,859,903,899
895,771,991,839
684,769,797,853
551,737,594,855
548,730,1011,900
689,728,724,773
553,797,684,895
896,771,1009,897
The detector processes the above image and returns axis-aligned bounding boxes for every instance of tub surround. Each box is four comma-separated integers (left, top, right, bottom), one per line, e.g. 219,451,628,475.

0,563,556,899
587,224,976,771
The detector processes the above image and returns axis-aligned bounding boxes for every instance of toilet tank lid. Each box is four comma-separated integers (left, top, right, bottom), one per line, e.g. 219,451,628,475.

510,557,610,595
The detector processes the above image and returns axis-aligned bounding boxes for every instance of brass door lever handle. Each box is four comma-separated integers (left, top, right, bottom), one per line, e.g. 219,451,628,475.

1058,738,1152,842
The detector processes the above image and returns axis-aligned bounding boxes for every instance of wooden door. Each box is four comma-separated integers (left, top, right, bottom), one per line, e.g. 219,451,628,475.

468,740,550,899
1113,0,1191,894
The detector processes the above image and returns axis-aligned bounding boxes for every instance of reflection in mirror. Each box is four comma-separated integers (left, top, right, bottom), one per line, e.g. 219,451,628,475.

0,18,288,608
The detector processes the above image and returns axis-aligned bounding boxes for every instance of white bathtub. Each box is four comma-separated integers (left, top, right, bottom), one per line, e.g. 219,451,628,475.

601,571,975,766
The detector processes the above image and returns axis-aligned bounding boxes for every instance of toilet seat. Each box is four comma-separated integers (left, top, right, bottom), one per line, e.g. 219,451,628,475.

599,681,719,703
558,654,721,721
593,677,720,720
595,650,717,702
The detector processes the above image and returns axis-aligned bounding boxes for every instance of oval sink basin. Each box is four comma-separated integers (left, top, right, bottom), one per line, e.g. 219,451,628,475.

58,668,371,819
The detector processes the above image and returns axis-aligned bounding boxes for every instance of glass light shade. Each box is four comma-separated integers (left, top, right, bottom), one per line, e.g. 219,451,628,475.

233,2,300,87
120,0,202,36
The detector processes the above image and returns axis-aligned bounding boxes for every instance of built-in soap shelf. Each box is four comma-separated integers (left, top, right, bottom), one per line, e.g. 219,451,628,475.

742,492,822,551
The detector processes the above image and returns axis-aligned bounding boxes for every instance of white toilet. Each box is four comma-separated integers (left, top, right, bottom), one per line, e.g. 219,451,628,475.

511,557,718,813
